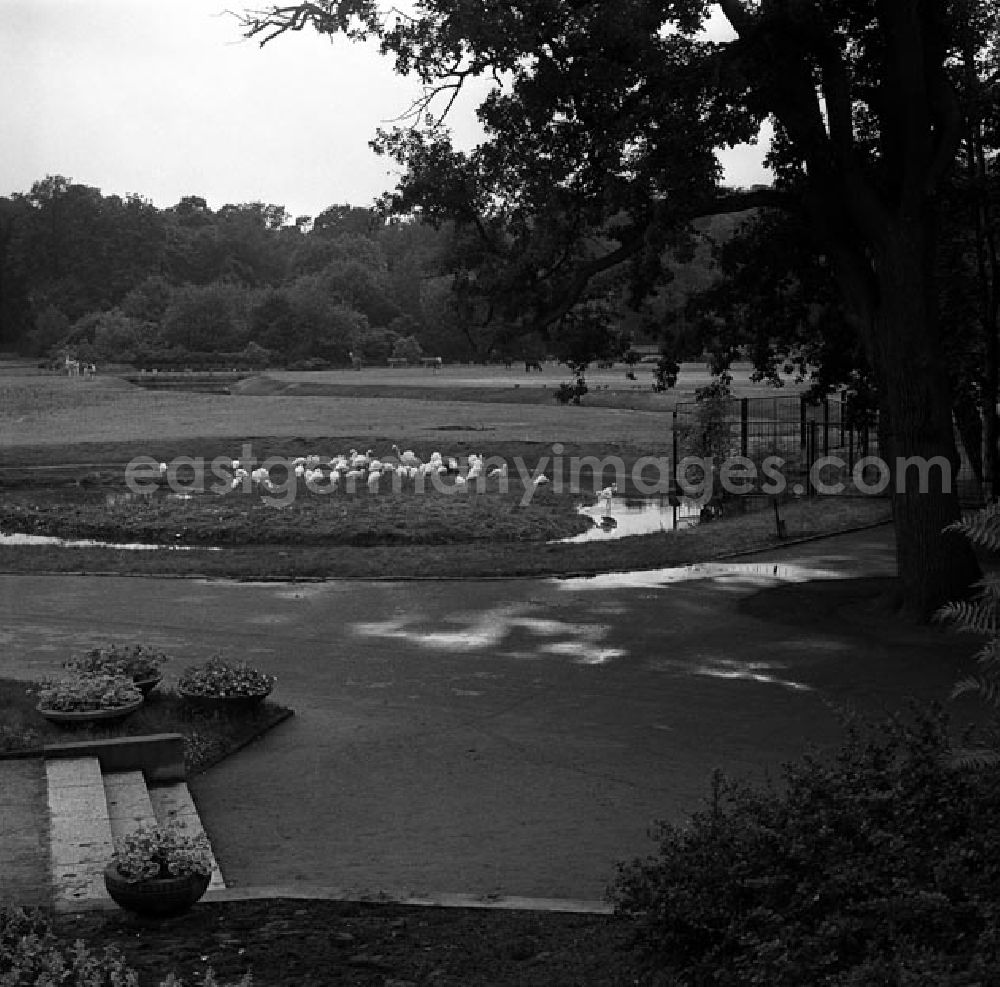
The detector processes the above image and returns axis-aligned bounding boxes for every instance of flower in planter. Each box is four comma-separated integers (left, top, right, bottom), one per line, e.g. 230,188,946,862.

64,643,169,680
113,822,214,882
37,674,142,712
178,655,275,698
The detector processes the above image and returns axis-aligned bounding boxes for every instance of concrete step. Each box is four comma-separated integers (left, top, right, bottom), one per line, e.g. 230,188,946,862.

104,770,157,843
148,783,226,891
47,757,114,908
45,754,225,911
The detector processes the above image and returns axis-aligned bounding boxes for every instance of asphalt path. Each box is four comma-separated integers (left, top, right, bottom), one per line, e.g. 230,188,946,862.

0,526,966,901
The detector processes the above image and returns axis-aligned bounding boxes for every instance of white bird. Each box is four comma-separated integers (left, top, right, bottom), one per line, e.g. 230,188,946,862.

294,464,305,477
393,444,421,467
598,483,618,499
231,459,240,470
454,476,467,489
533,475,550,486
488,465,508,478
158,462,168,475
367,471,381,492
292,456,306,467
447,457,459,472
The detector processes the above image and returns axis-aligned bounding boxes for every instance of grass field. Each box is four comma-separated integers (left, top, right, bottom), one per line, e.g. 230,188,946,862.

0,361,888,579
0,360,804,450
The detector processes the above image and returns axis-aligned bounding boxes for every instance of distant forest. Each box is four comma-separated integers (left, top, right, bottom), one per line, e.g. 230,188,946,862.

0,176,741,369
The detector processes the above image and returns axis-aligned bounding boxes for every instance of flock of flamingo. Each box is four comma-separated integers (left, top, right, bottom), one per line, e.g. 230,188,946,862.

157,445,550,495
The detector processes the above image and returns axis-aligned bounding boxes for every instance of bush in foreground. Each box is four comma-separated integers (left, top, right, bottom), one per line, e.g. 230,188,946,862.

611,705,1000,985
0,906,250,986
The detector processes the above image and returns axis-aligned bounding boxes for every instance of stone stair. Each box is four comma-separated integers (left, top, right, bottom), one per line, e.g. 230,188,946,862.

46,755,225,911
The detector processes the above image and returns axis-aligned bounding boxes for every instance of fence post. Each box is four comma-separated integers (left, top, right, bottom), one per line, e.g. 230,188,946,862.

740,398,749,458
808,421,819,495
799,396,808,459
672,409,679,495
823,399,830,457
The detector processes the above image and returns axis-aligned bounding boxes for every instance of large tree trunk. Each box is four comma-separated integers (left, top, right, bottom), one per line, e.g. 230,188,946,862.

872,219,981,615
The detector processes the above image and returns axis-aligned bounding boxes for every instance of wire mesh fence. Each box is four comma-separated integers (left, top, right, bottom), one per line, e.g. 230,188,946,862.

671,394,983,504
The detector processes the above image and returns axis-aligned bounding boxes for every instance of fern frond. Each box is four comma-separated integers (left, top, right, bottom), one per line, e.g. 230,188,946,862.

952,675,1000,708
972,639,1000,668
936,600,999,634
946,746,1000,770
974,572,1000,595
945,502,1000,550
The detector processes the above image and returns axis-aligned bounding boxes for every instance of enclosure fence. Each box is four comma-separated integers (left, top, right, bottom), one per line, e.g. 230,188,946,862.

671,394,983,504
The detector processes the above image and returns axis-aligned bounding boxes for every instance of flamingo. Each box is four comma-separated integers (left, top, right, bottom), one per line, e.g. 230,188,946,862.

393,444,421,467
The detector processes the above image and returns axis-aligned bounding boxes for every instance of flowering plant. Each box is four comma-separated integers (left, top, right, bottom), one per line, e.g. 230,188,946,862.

178,655,275,698
64,643,168,680
113,822,214,882
37,674,142,712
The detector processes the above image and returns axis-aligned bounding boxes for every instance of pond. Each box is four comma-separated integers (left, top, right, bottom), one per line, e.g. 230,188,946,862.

557,494,703,544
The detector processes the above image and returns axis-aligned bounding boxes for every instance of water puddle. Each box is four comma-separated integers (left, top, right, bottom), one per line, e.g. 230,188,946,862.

558,494,703,543
0,531,219,552
104,491,210,506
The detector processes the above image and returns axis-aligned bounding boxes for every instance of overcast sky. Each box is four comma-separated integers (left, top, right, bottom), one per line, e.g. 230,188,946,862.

1,0,772,220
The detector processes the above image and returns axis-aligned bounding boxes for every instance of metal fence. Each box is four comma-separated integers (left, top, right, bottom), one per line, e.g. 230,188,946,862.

671,394,983,503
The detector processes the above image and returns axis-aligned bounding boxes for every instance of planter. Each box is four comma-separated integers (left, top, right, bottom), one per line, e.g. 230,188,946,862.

177,686,270,712
36,696,144,726
132,673,162,697
103,863,210,917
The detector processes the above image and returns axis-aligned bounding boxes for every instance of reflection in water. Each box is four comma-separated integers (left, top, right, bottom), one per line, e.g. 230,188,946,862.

557,495,702,544
0,531,218,552
690,659,812,692
353,605,625,665
105,491,204,506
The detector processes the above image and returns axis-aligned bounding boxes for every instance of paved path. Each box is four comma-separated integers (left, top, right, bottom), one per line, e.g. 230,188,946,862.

0,758,50,906
1,525,967,901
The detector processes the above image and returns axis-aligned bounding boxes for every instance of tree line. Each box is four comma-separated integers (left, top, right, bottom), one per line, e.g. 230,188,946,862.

0,178,513,368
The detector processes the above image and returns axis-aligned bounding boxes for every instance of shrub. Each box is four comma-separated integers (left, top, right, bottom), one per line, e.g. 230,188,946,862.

610,705,1000,985
113,822,213,881
37,674,141,712
64,644,168,681
554,378,588,405
0,907,252,986
178,656,275,698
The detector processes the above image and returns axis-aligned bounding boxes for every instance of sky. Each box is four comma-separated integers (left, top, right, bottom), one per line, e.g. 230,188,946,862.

0,1,772,220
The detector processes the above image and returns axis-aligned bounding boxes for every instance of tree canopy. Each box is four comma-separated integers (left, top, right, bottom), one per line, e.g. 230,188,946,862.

240,0,999,615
